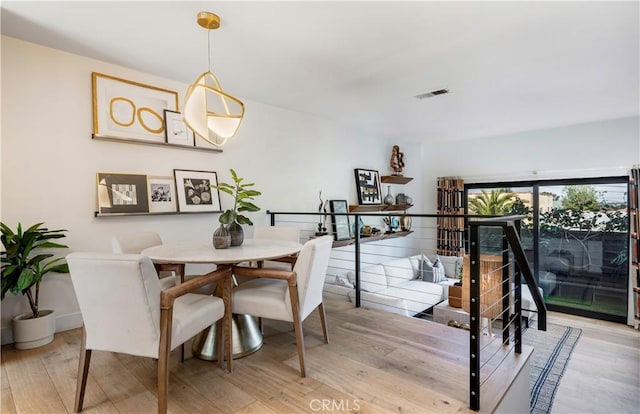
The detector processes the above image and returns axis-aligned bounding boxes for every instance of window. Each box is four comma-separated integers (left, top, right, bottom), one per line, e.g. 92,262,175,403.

466,177,629,323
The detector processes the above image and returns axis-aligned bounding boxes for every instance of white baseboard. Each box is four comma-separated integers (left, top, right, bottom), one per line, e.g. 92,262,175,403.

1,311,83,346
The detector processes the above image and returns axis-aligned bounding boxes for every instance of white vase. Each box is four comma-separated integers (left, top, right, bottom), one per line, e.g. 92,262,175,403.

383,185,394,205
12,310,55,350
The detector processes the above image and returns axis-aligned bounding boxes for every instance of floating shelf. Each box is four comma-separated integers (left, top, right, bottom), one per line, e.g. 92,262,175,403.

349,204,413,213
331,230,413,248
92,134,223,153
94,210,220,217
381,175,413,184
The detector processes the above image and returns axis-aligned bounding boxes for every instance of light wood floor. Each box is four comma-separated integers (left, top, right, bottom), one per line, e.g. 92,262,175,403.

2,298,638,413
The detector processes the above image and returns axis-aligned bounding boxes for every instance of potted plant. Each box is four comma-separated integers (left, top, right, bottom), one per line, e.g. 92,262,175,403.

1,222,69,349
211,169,261,248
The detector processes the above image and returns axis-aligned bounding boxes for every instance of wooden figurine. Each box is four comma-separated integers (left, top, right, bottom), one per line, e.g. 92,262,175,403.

390,145,405,175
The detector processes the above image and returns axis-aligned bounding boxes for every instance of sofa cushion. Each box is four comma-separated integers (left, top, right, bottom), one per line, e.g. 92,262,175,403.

437,255,463,278
382,258,416,286
347,264,387,293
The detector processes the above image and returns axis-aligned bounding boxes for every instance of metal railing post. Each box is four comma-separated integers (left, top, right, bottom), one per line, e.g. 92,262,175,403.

502,227,510,345
354,214,361,308
469,223,481,411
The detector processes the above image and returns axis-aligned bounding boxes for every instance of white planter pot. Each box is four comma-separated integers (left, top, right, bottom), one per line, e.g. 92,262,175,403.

12,310,55,350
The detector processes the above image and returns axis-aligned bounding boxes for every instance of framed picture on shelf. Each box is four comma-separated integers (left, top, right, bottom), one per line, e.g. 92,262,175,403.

354,168,382,205
96,172,149,214
174,169,222,213
147,176,177,213
164,110,195,146
329,200,351,241
92,72,179,143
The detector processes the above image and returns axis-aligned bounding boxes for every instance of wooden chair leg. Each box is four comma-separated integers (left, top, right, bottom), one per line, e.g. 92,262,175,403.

216,271,233,373
158,308,173,414
318,302,329,344
215,319,224,370
74,327,92,413
288,285,306,377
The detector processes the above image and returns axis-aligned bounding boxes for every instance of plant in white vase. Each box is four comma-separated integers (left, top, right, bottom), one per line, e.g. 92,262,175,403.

1,222,69,349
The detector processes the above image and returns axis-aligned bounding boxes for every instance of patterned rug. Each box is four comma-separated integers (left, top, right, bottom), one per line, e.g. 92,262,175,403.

523,322,582,414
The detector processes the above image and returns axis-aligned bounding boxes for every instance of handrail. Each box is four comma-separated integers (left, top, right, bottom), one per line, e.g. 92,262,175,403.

268,210,547,412
503,222,547,331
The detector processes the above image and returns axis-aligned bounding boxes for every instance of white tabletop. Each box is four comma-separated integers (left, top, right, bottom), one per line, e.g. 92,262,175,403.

141,239,303,264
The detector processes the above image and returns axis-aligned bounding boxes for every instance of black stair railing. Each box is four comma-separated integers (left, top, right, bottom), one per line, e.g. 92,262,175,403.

468,215,547,411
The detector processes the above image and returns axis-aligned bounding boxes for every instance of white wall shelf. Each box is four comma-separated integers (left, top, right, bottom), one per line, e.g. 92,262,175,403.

92,134,223,153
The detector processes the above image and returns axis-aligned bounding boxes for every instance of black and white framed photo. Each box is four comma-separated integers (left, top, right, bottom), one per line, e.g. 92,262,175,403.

96,172,149,214
174,169,222,212
354,168,382,205
329,200,351,241
147,175,177,213
164,110,195,146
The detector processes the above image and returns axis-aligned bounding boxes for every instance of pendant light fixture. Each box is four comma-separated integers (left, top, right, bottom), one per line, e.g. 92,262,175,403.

183,11,244,147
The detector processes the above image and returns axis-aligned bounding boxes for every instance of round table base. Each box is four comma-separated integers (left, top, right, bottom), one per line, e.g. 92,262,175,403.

192,314,263,361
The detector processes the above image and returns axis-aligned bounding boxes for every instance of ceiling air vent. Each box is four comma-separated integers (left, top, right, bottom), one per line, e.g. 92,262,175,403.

414,88,450,100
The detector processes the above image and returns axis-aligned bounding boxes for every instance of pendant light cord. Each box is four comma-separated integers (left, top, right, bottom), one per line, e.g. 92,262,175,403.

207,29,212,71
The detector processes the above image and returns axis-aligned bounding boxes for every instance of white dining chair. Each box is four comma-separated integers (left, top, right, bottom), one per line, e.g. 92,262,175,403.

66,252,232,414
253,225,301,270
112,231,182,288
231,235,333,377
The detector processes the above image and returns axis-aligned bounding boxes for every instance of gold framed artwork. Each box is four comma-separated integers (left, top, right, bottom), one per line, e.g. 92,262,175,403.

97,172,149,215
92,72,179,143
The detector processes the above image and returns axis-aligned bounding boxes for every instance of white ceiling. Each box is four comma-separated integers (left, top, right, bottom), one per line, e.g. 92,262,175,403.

2,1,639,142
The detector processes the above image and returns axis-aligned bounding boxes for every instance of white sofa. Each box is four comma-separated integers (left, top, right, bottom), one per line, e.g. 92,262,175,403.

324,255,462,317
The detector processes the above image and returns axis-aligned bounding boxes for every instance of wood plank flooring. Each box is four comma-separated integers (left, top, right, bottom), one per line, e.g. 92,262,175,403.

2,298,638,413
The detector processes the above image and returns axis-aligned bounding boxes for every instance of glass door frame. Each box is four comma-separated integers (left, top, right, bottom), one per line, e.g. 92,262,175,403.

465,175,629,323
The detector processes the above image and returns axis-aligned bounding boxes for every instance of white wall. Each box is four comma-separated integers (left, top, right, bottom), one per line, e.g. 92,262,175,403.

422,116,640,211
0,36,398,343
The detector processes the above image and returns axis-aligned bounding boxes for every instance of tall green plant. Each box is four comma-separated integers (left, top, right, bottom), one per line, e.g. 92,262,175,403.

1,222,69,318
468,189,516,215
212,169,261,225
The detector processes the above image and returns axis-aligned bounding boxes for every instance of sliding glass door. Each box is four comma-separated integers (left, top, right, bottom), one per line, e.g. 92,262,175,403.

538,182,628,320
466,177,629,322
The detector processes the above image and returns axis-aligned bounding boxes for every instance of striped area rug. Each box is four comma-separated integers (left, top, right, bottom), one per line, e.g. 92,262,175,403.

524,323,582,414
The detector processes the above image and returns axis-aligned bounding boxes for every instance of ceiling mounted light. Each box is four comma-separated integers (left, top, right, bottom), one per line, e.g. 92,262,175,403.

183,11,244,147
414,89,450,100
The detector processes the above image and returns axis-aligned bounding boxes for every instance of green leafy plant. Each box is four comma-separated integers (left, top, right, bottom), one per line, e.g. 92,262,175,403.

212,169,261,225
1,222,69,319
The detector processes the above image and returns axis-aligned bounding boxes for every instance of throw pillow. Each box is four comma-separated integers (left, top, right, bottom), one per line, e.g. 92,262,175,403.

419,257,437,282
431,256,448,283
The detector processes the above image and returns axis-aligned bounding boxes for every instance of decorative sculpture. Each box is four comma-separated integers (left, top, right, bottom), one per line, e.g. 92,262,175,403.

316,191,328,235
390,145,405,175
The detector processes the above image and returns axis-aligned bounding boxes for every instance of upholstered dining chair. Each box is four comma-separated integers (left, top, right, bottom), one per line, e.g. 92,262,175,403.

66,252,232,414
112,231,183,287
231,235,333,377
253,225,301,270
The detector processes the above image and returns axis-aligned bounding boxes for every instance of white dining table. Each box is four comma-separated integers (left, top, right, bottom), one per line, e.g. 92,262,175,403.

142,239,303,265
141,238,303,361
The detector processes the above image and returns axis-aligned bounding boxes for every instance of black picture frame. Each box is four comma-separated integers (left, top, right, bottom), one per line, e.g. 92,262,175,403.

354,168,382,205
96,172,149,214
173,169,222,213
329,200,351,241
